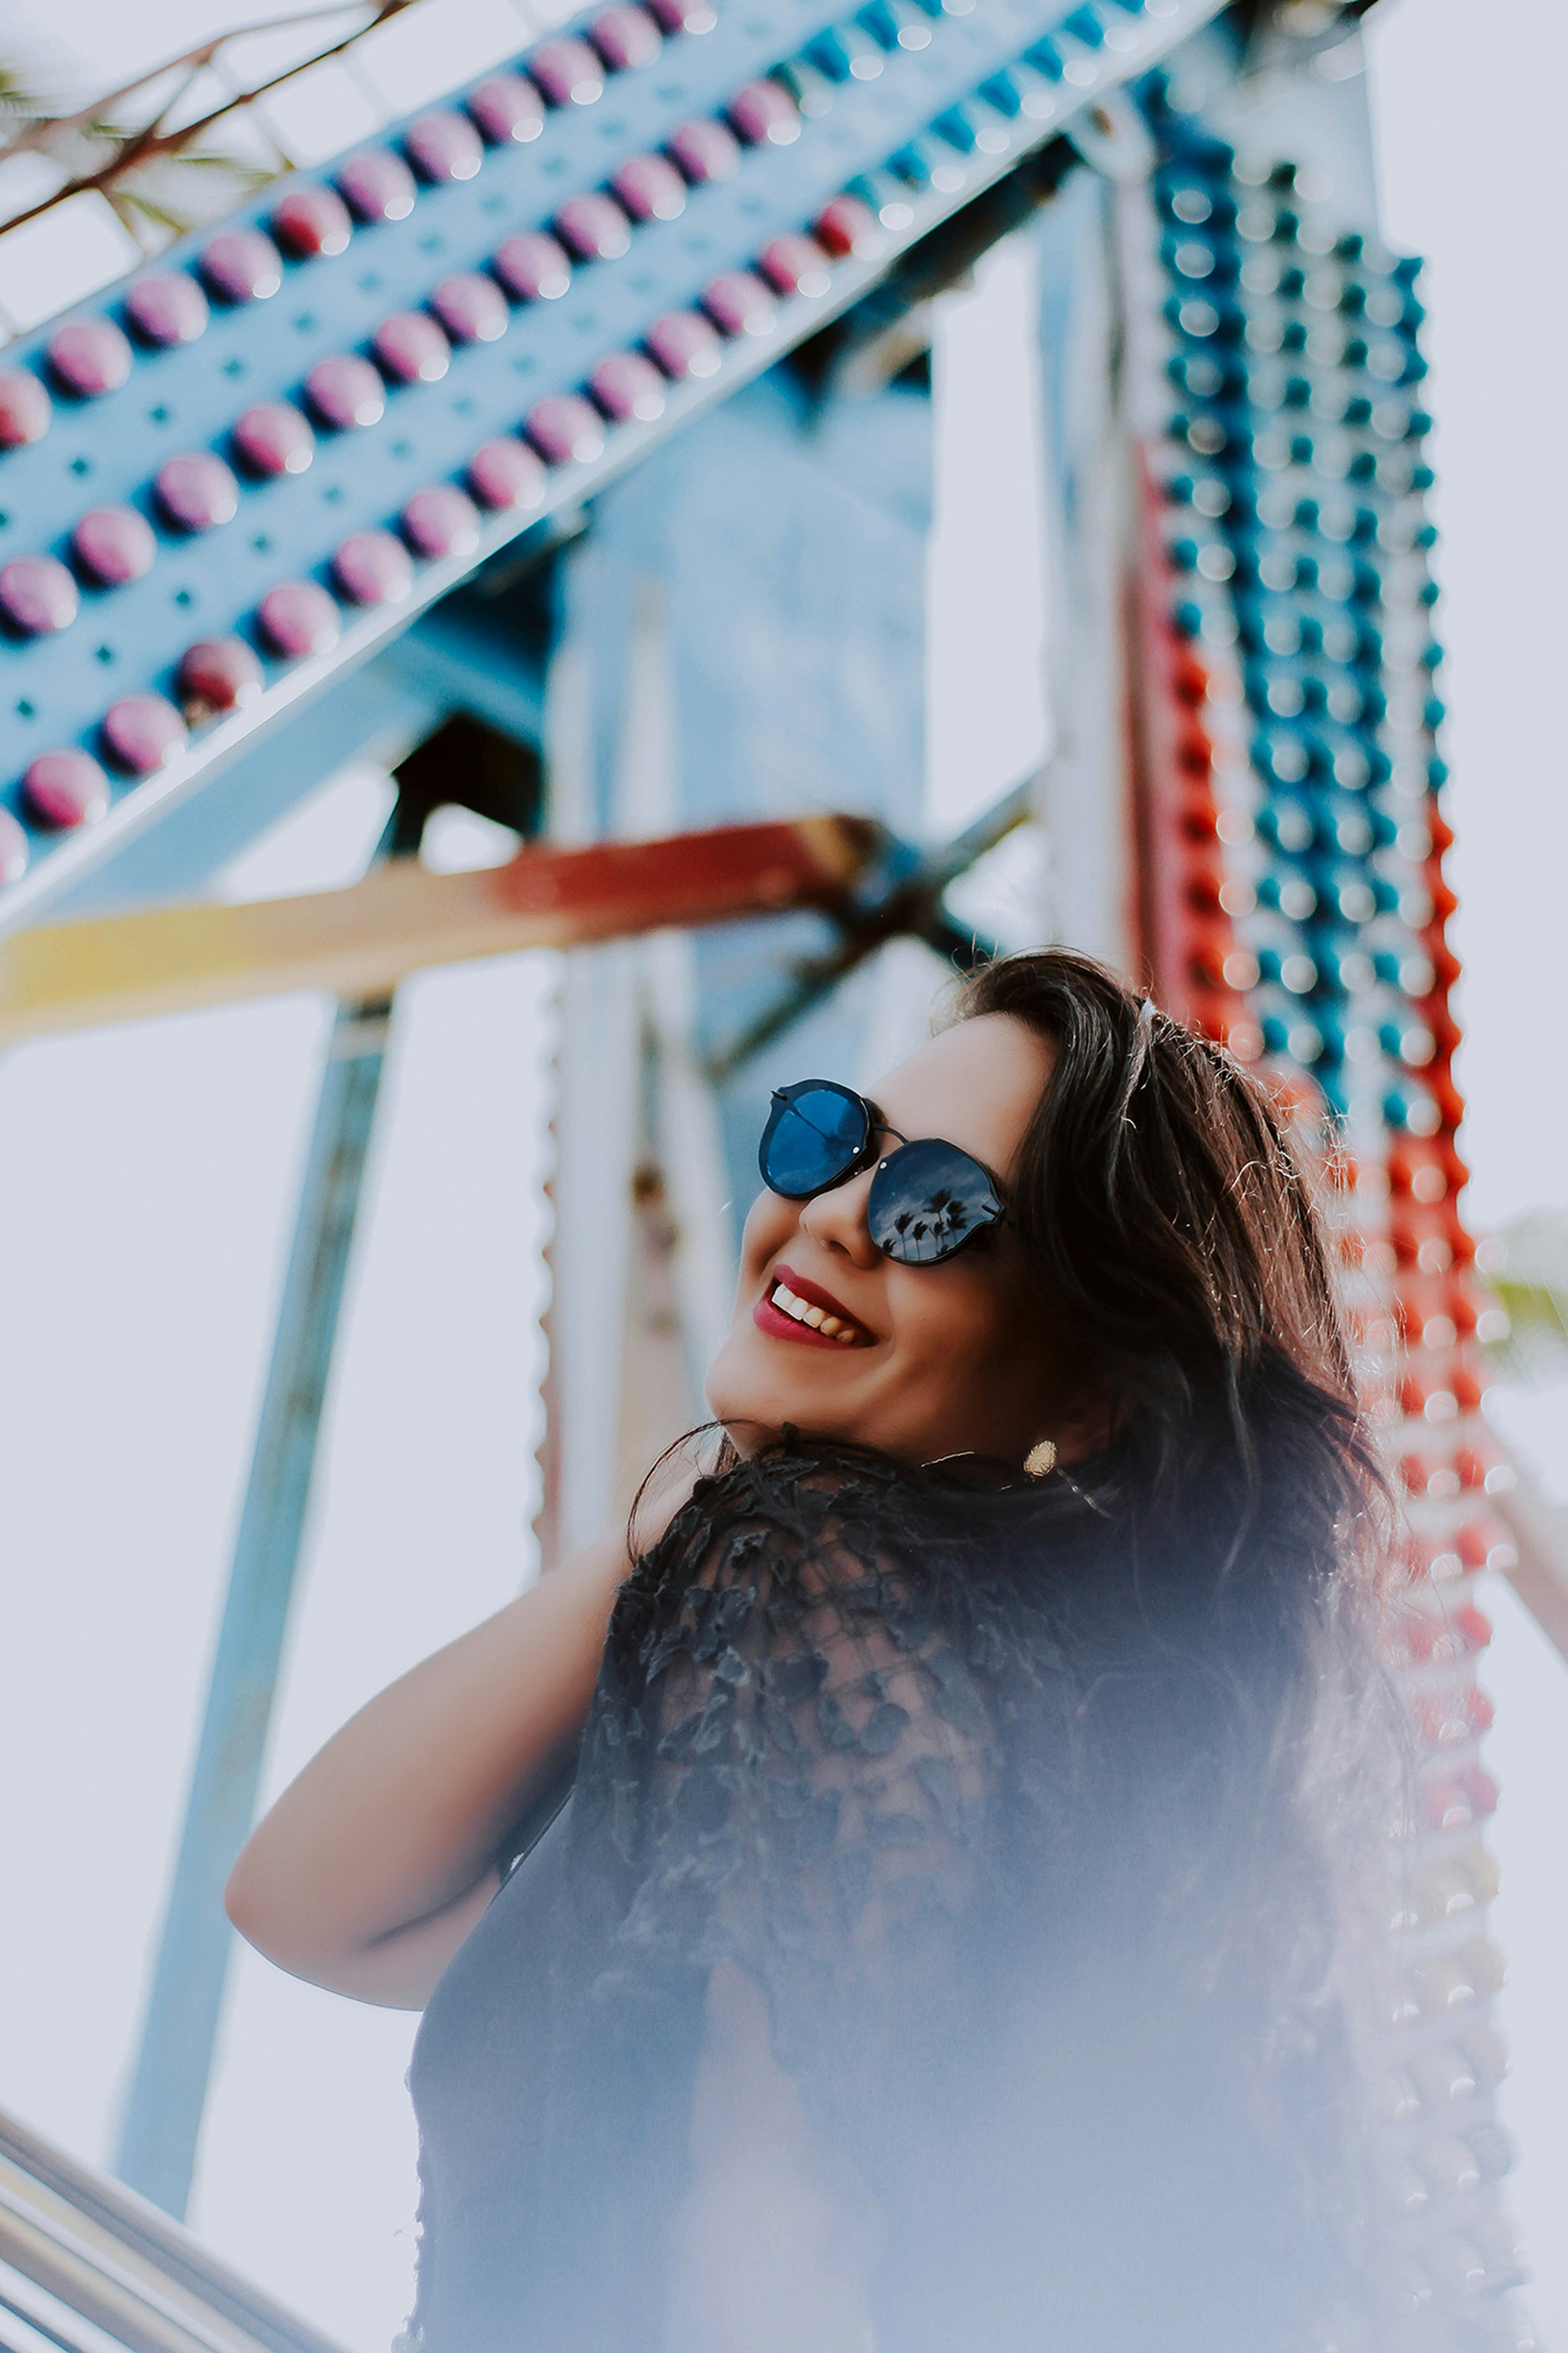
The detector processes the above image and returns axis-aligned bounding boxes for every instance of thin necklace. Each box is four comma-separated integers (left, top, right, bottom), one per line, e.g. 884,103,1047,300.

1056,1464,1113,1517
922,1448,1115,1518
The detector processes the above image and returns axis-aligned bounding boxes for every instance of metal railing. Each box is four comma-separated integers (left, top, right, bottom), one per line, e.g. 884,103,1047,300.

0,2107,348,2353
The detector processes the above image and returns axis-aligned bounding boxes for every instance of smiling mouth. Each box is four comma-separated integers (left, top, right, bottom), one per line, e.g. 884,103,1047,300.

753,1263,872,1349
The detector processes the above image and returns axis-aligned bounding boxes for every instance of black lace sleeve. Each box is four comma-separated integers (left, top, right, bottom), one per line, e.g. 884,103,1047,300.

571,1446,1005,2167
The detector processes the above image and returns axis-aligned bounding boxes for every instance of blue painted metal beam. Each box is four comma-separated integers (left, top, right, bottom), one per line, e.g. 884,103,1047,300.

114,994,391,2220
0,0,1227,932
47,556,553,918
45,655,438,917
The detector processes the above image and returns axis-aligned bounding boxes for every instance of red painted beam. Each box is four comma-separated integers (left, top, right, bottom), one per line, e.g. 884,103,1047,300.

0,813,881,1042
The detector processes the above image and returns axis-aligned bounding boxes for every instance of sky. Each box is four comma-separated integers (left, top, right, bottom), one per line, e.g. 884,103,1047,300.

0,1,1565,2346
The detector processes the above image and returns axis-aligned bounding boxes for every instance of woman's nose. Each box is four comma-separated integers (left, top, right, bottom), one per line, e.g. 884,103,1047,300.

798,1168,880,1267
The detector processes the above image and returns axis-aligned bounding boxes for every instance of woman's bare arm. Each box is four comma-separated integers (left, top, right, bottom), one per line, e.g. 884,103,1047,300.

225,1530,631,2010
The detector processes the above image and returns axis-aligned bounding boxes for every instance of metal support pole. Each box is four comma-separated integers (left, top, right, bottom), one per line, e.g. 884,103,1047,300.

114,994,390,2219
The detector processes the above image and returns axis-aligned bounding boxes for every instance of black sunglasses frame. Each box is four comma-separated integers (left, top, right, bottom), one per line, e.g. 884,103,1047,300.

758,1080,1007,1266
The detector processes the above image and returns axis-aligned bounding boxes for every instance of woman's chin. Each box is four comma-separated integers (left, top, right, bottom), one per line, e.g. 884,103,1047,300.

704,1380,789,1448
705,1333,842,1448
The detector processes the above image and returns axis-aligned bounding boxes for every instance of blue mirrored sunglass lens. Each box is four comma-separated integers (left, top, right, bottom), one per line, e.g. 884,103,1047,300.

868,1139,1001,1264
763,1087,867,1197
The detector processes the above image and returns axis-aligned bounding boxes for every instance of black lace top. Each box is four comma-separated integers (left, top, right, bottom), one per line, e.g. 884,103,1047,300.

408,1438,1355,2352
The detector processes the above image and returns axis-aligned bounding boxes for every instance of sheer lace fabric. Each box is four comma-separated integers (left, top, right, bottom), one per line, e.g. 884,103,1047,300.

588,1456,1002,2126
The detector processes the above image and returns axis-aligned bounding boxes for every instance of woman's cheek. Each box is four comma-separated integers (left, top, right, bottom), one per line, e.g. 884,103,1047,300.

886,1273,989,1372
736,1191,793,1293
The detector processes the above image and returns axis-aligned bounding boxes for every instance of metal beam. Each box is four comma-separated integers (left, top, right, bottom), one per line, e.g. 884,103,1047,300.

114,997,390,2220
109,710,548,2217
42,655,441,924
0,814,878,1043
702,772,1034,1075
0,0,1229,935
1,2102,348,2353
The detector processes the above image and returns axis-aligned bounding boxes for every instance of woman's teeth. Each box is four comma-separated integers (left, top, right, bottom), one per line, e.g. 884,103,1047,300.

771,1281,861,1344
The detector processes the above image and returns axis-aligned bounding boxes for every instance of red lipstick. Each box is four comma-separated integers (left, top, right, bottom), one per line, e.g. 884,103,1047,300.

751,1261,872,1350
774,1265,858,1323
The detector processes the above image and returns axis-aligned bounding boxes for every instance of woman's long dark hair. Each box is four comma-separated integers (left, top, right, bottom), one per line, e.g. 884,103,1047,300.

952,946,1385,1540
947,949,1404,2324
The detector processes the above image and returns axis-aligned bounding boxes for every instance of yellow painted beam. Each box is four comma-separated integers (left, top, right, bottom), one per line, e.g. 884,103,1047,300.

0,815,876,1045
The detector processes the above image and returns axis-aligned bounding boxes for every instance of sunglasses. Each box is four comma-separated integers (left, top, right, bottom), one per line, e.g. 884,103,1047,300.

758,1080,1005,1266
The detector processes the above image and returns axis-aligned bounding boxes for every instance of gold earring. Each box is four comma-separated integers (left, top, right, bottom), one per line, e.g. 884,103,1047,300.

1024,1438,1058,1479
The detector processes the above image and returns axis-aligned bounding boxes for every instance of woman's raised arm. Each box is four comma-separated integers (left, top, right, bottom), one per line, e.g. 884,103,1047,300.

225,1528,632,2011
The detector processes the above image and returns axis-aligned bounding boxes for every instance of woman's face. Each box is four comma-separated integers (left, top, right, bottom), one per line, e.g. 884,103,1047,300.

706,1012,1077,1466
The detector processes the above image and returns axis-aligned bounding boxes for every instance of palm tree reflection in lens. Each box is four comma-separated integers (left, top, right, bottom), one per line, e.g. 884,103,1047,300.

888,1190,965,1261
869,1142,1001,1266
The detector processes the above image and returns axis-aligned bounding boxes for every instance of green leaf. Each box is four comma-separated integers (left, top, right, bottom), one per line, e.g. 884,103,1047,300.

1482,1211,1568,1384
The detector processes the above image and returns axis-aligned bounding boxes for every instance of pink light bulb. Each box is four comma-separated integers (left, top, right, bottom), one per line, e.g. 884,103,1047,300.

202,228,284,303
102,695,188,774
431,274,509,344
0,371,50,447
645,309,722,379
405,111,483,183
334,529,414,605
47,319,133,397
338,150,417,223
372,311,450,385
126,273,210,347
467,438,546,512
22,748,111,829
273,185,354,258
177,636,264,717
0,554,79,635
402,485,482,560
469,74,545,144
72,505,157,585
529,38,605,106
258,579,341,657
306,355,386,431
526,395,605,466
156,451,241,533
492,233,572,302
233,402,315,477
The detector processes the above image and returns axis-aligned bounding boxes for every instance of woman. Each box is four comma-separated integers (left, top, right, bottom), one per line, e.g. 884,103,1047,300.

227,949,1398,2353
